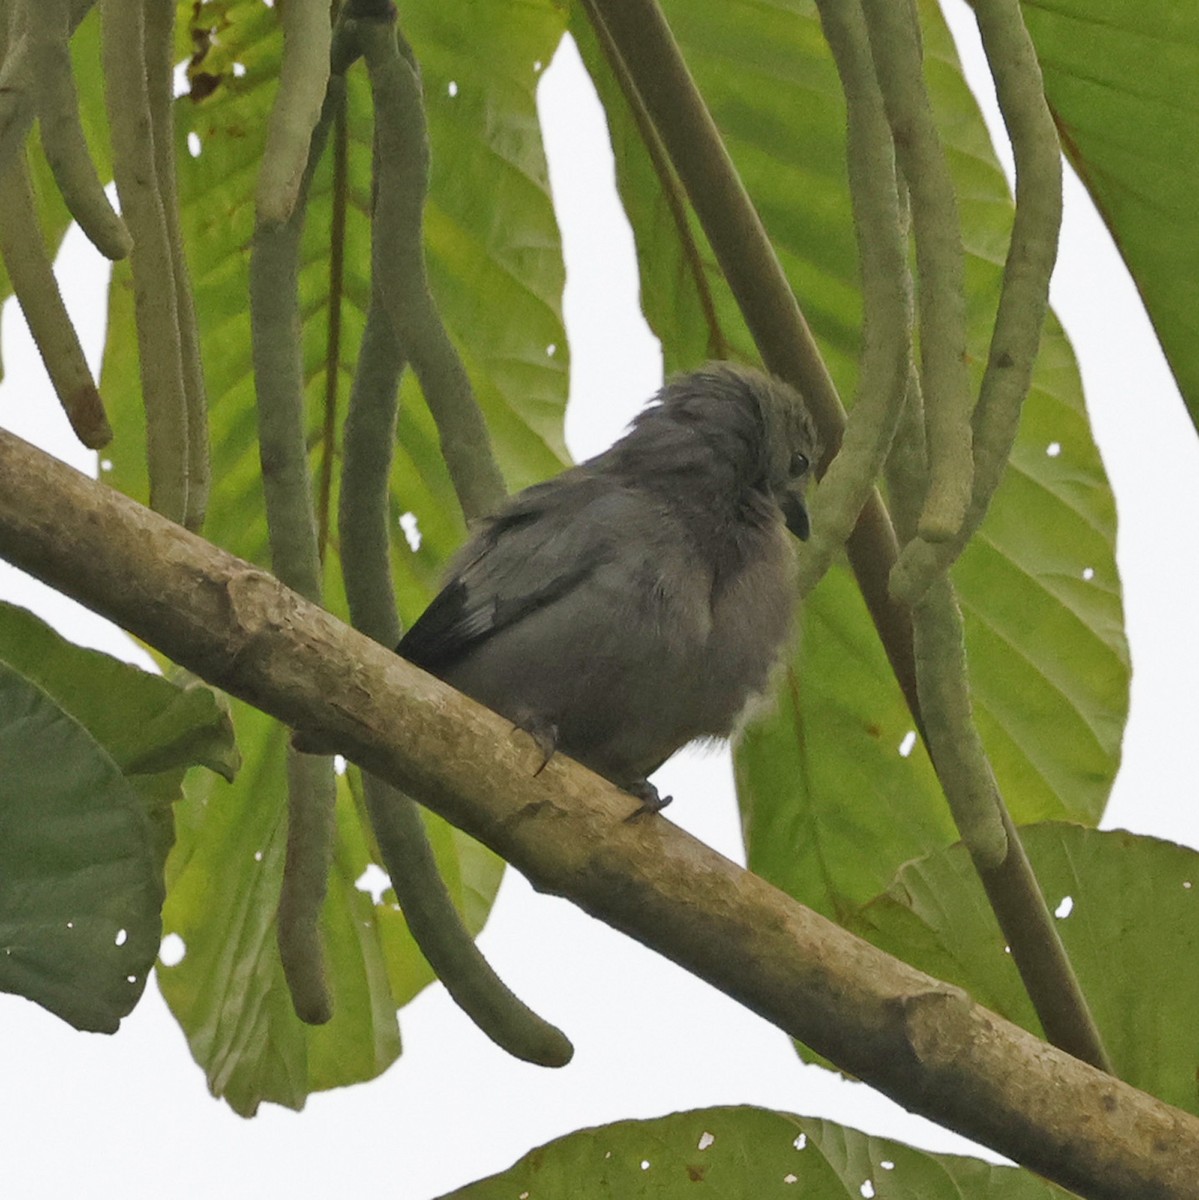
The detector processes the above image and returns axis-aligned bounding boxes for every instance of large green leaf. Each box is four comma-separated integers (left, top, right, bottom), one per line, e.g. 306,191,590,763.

160,701,394,1115
0,601,236,782
438,1106,1073,1199
0,599,237,871
86,0,569,1109
573,0,1127,919
157,697,505,1115
0,601,234,1031
0,662,162,1033
102,0,570,577
1020,0,1199,426
855,825,1199,1115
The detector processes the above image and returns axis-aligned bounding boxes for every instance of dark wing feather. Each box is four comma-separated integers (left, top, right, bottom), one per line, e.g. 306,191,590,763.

396,472,614,676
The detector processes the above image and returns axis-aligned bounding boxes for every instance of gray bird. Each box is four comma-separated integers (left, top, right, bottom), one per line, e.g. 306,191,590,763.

397,362,818,812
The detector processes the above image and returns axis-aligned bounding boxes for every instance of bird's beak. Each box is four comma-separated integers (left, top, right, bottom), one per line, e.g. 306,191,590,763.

781,489,810,541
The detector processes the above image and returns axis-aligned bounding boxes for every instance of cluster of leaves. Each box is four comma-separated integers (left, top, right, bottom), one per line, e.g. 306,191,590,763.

1,0,1197,1193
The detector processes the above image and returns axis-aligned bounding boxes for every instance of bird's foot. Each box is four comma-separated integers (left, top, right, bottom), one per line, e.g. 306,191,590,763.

514,715,559,775
624,778,672,821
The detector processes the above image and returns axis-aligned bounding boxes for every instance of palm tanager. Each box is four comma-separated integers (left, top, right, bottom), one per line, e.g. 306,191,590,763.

397,362,818,813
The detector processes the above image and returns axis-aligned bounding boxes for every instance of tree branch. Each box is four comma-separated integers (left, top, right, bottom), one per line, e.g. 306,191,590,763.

0,427,1196,1200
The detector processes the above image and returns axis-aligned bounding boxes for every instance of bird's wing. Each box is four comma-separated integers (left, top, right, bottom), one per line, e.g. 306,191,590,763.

397,473,621,675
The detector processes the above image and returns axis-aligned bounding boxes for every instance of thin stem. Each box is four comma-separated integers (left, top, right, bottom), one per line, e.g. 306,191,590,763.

0,151,111,448
911,579,1008,864
868,0,1105,1072
144,0,210,532
255,0,331,227
100,0,190,523
800,0,911,597
28,0,130,260
355,12,506,523
862,0,973,545
317,99,349,563
889,0,1063,603
0,0,95,176
249,76,347,1025
338,24,572,1063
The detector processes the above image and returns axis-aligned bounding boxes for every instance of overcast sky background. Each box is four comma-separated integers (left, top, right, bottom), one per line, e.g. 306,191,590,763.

2,4,1198,1196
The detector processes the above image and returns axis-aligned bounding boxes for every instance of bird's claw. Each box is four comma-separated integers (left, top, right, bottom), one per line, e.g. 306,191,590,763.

624,779,672,821
515,716,559,775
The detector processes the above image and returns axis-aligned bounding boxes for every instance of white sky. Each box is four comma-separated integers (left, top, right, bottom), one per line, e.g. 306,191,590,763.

2,6,1198,1196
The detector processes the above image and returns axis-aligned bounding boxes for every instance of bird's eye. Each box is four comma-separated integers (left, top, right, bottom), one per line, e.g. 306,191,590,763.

790,451,810,478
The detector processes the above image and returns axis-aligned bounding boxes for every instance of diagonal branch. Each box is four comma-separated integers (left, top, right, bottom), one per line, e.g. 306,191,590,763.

585,0,1109,1076
0,426,1196,1200
573,2,728,359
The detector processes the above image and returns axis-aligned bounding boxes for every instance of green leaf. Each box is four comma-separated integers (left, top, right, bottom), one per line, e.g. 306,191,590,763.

0,663,162,1033
437,1106,1073,1199
855,825,1199,1115
103,0,570,582
159,702,390,1115
87,1,568,1109
0,599,237,869
157,699,504,1115
571,0,1126,918
0,600,236,780
1020,0,1199,426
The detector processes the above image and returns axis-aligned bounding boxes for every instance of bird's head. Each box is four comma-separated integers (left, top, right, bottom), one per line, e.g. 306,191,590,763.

652,363,819,540
744,367,818,540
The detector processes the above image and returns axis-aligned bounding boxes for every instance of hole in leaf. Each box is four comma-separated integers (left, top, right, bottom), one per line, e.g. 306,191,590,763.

356,864,391,904
399,511,422,551
160,933,186,966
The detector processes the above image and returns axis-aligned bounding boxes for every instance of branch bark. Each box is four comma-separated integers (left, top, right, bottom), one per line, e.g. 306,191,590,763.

0,427,1196,1200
